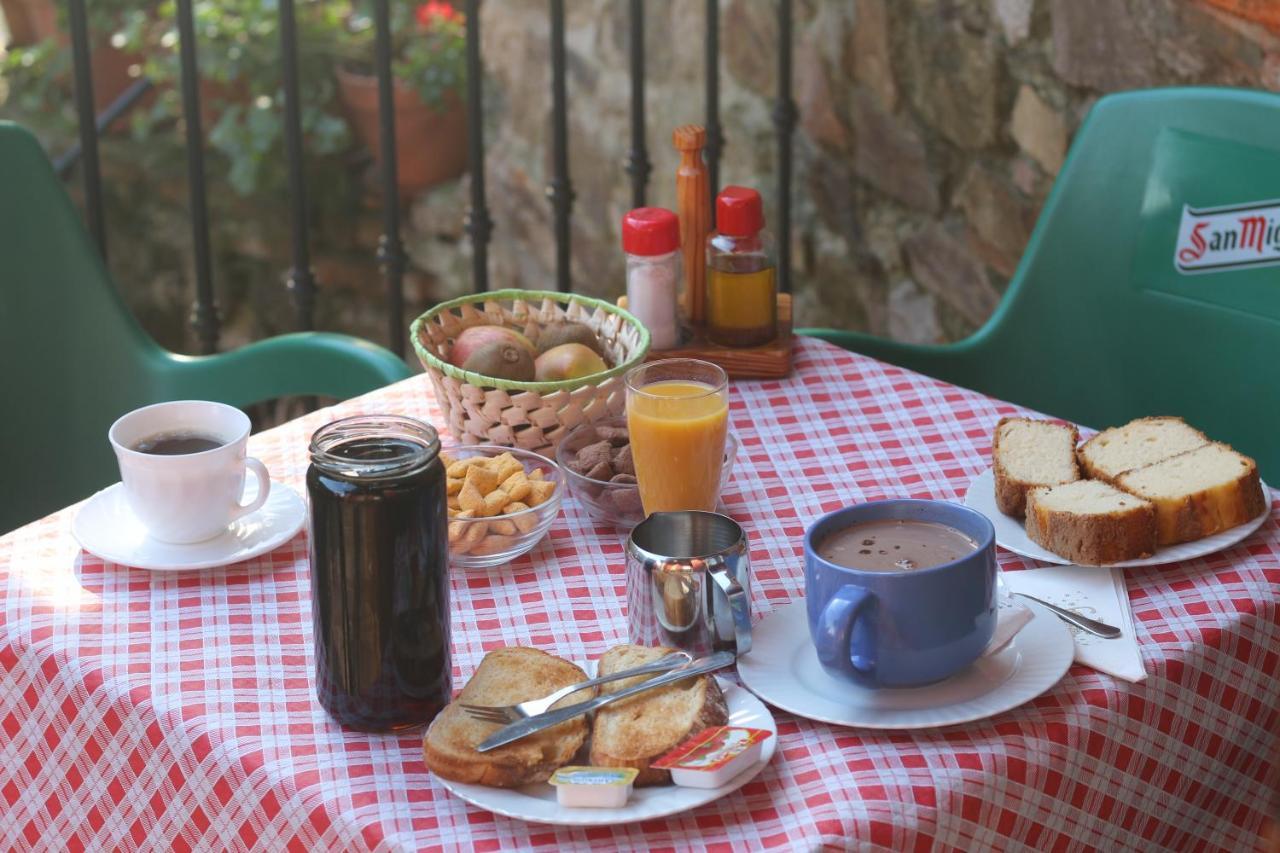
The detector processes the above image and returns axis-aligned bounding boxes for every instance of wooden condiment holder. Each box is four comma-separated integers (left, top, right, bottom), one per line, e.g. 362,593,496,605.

673,125,710,327
619,293,794,379
616,124,793,379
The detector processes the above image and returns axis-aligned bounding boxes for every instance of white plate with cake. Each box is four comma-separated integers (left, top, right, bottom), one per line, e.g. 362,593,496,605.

965,416,1271,567
423,646,777,826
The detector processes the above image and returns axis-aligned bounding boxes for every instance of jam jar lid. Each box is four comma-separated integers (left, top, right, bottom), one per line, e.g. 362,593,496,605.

309,415,441,481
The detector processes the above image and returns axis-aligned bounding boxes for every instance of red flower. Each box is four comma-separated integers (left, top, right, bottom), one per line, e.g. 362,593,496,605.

416,1,463,29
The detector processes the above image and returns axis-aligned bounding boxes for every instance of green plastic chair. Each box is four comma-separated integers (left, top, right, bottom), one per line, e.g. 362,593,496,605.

802,87,1280,482
0,121,413,534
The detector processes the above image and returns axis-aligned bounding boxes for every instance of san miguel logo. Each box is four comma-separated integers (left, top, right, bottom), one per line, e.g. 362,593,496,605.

1174,199,1280,273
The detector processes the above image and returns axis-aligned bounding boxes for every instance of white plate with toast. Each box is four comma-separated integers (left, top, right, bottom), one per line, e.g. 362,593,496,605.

431,676,776,826
964,468,1271,567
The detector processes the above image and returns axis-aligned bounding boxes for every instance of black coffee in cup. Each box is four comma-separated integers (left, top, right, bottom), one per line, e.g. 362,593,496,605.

132,431,224,455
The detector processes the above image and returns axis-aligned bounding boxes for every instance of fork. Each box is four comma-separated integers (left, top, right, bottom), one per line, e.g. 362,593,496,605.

461,651,692,724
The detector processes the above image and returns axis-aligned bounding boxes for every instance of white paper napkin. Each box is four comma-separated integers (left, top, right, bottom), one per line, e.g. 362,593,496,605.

1002,565,1147,682
984,598,1034,657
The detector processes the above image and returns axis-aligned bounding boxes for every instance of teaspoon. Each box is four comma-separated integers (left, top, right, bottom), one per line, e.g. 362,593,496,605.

1013,592,1123,639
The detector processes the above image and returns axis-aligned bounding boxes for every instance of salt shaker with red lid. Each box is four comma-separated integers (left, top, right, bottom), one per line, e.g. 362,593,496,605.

622,207,681,350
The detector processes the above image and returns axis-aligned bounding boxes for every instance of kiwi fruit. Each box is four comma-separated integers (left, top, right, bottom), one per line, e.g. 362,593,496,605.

460,341,535,382
536,321,604,357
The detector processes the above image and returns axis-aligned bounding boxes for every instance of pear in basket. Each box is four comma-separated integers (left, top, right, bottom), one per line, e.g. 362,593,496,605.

535,344,607,382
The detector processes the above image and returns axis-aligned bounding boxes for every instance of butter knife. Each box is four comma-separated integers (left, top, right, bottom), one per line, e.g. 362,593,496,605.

475,650,736,753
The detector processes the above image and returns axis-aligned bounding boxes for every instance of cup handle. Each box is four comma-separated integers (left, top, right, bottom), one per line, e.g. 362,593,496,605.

816,584,877,676
229,457,271,521
709,567,752,656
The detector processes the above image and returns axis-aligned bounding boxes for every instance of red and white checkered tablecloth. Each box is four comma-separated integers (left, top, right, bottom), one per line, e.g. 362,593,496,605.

1,336,1277,851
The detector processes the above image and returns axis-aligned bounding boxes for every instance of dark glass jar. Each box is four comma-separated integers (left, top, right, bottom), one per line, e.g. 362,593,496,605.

307,415,450,732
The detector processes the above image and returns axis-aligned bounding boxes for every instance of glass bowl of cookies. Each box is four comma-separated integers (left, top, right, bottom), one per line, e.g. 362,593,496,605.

556,416,738,528
442,445,562,569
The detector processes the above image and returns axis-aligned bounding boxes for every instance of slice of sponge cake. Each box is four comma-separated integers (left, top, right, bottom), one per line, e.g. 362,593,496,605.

993,417,1080,517
1025,480,1157,564
1077,416,1209,483
1115,442,1266,545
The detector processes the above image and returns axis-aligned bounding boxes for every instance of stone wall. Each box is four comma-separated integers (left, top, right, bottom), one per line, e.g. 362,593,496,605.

6,0,1280,354
407,0,1280,345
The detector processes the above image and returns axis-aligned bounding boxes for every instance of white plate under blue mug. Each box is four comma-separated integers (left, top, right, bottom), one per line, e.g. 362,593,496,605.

737,598,1073,730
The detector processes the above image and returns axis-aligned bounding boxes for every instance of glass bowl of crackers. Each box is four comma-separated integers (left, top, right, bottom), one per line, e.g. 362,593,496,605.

442,445,562,569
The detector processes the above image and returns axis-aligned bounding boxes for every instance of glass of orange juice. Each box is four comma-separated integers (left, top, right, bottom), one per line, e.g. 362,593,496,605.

625,358,729,515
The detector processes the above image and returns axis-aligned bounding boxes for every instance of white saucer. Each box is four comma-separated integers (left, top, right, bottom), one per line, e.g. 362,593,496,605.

737,598,1073,730
963,468,1271,567
433,677,776,826
72,481,306,571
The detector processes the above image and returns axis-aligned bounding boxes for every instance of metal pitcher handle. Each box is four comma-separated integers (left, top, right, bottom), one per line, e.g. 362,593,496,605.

709,566,752,656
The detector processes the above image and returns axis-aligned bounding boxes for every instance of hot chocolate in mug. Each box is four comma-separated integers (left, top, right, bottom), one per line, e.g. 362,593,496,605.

804,499,997,689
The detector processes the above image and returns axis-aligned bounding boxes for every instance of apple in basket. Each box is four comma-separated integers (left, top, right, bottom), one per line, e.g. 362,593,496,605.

449,325,538,382
449,322,611,384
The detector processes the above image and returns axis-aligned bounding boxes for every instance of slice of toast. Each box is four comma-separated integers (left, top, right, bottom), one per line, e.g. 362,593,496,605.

992,417,1081,517
1115,442,1266,546
423,647,591,788
588,645,728,787
1077,416,1209,484
1025,480,1157,564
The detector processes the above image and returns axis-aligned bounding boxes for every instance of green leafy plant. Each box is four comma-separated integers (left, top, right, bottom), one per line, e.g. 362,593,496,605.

339,0,466,110
2,1,468,191
1,39,67,123
0,0,147,138
122,0,351,196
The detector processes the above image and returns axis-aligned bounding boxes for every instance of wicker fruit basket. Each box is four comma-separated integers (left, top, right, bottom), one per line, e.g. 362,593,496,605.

411,290,651,454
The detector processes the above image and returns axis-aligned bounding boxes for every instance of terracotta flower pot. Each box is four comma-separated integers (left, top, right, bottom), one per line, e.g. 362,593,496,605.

0,0,55,46
89,45,148,117
1,0,146,123
336,66,468,199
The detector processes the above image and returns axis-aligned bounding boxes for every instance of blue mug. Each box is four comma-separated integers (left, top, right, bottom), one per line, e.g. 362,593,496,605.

804,500,997,689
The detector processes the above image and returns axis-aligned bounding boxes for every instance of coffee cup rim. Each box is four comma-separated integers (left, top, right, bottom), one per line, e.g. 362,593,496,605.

804,499,995,577
109,400,249,460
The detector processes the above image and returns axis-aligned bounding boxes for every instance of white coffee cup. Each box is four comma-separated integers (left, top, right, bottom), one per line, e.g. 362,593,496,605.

108,400,271,544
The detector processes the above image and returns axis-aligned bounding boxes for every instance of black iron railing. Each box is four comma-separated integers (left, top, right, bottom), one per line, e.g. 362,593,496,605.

176,0,218,354
704,0,722,224
373,0,408,357
66,0,105,258
278,0,318,337
462,0,491,294
624,0,649,209
58,1,796,358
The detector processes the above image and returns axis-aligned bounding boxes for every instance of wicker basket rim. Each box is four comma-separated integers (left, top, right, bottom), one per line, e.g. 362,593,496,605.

410,289,652,392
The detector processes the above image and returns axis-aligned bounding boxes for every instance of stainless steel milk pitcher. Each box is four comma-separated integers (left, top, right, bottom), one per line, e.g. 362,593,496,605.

625,511,752,656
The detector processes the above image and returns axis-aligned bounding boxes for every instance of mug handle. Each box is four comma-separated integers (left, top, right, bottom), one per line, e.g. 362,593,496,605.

815,584,877,675
709,567,752,656
229,457,271,521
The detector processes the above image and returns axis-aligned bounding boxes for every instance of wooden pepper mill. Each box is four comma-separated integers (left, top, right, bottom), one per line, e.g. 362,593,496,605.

673,125,710,327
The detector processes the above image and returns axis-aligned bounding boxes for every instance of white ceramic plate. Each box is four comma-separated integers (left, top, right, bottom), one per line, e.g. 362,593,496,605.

737,598,1073,730
432,677,776,826
72,481,306,571
963,468,1271,567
